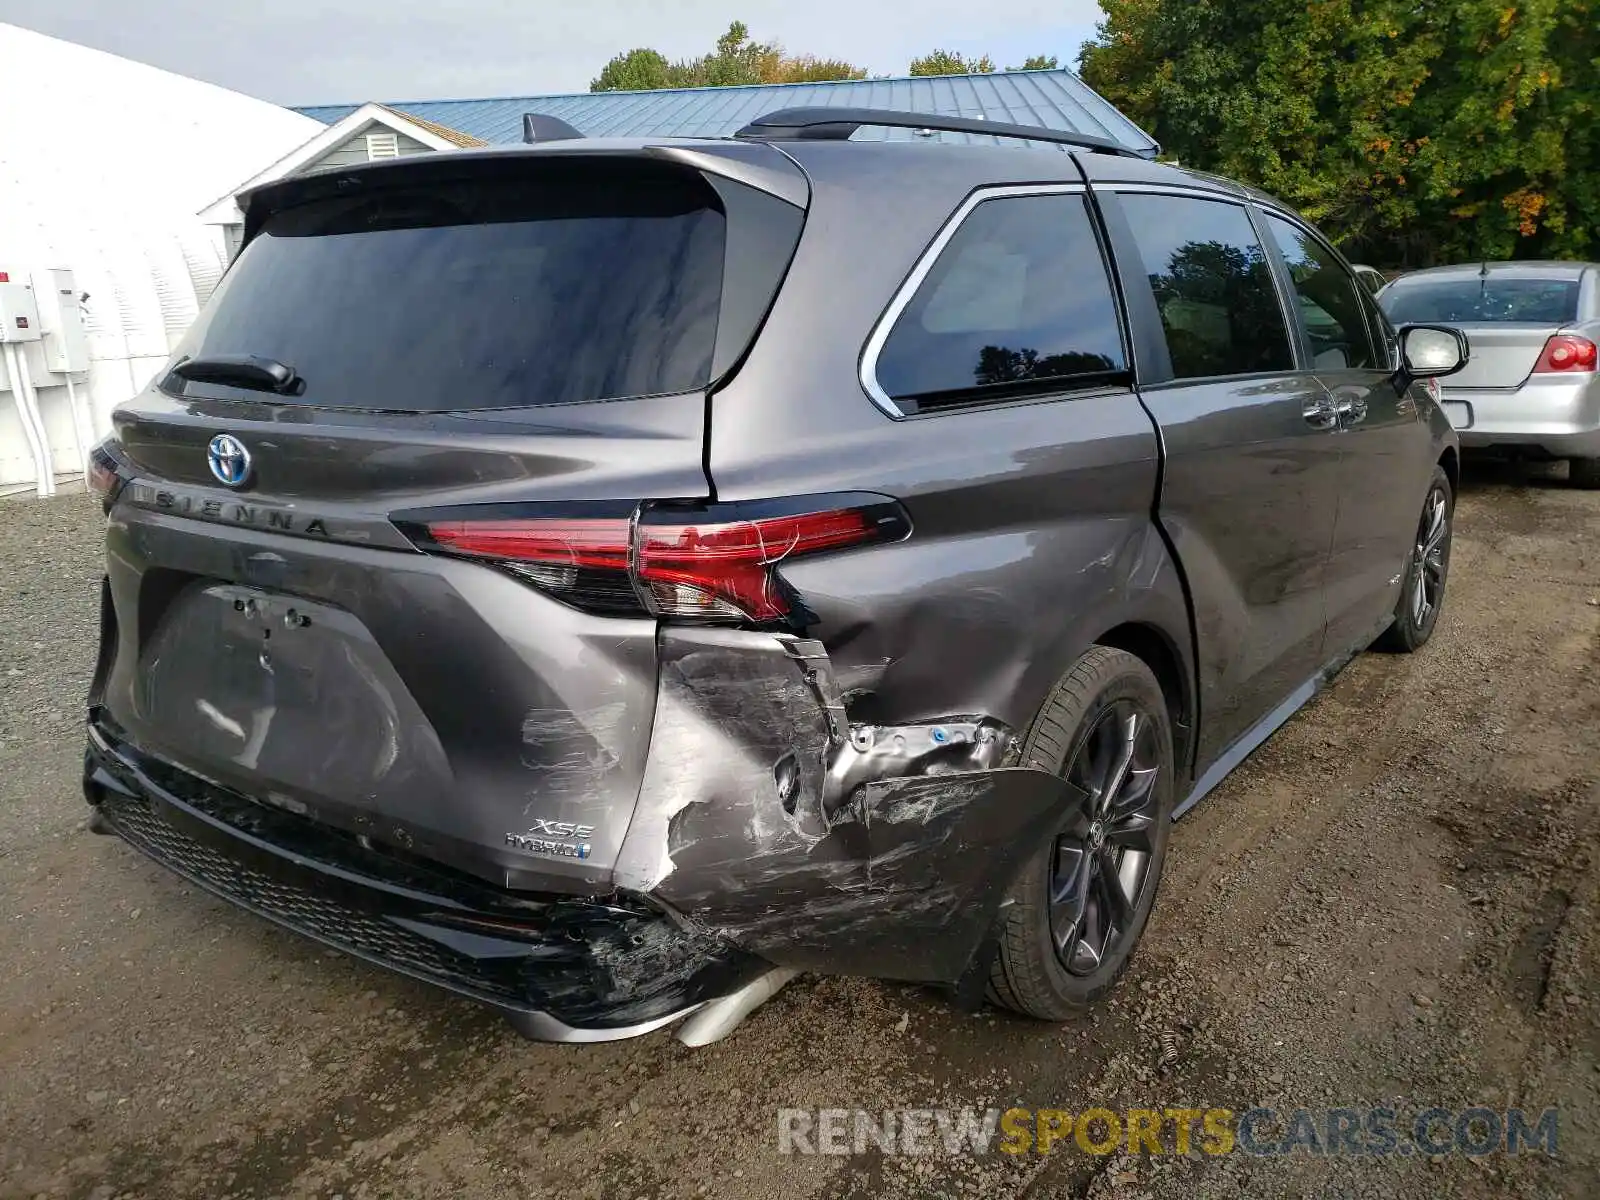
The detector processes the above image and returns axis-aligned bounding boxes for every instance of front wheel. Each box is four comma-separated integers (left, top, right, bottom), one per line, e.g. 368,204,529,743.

987,646,1175,1020
1377,464,1453,653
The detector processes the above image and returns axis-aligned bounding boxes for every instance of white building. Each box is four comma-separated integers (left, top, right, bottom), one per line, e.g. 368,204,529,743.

0,22,320,496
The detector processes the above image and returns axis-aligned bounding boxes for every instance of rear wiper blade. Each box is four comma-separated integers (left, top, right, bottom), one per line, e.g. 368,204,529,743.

169,354,299,395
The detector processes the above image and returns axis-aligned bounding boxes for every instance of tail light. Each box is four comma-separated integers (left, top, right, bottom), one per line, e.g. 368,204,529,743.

422,514,641,614
636,507,883,621
86,439,126,512
1534,334,1598,374
398,496,910,626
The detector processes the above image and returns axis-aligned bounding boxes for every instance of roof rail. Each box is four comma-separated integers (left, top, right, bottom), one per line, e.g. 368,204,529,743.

522,113,585,144
733,107,1140,157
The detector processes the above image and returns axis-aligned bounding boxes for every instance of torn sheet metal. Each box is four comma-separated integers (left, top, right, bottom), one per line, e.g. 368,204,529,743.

616,628,1083,987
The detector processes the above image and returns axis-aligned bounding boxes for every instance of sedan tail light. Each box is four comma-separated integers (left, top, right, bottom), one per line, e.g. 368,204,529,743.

399,497,910,626
1533,334,1598,374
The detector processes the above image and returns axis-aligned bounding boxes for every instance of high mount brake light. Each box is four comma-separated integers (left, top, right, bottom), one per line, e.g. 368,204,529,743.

1534,334,1598,374
406,499,908,624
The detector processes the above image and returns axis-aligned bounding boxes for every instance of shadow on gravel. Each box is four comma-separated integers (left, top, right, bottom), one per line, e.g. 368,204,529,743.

1458,452,1572,494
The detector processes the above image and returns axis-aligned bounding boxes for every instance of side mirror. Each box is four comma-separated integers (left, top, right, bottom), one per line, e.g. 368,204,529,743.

1399,324,1469,379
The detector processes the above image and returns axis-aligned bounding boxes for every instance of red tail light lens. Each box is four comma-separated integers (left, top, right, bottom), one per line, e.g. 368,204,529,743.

418,515,638,613
403,497,909,625
636,508,878,622
1534,335,1598,374
423,518,632,570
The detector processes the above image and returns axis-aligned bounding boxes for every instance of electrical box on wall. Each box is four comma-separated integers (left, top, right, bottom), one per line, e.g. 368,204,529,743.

32,269,89,374
0,275,42,343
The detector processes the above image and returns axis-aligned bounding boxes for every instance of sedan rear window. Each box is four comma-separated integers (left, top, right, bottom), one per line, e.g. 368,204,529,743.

169,164,727,411
1382,276,1580,325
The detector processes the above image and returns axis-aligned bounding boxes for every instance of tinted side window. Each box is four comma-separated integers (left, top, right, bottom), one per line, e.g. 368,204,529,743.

874,194,1127,410
1119,194,1294,380
1263,214,1381,371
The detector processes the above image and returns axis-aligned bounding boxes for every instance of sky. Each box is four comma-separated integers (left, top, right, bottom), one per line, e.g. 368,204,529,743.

0,1,1103,107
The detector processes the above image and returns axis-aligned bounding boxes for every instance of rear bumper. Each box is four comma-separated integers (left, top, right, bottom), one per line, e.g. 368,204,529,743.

85,621,1086,1032
83,715,761,1040
1444,375,1600,456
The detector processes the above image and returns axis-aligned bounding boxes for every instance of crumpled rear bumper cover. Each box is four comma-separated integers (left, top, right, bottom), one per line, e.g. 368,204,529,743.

83,627,1086,1039
82,718,761,1041
622,629,1086,990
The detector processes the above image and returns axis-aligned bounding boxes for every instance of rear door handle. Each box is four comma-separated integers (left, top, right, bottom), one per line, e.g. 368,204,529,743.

1303,396,1339,430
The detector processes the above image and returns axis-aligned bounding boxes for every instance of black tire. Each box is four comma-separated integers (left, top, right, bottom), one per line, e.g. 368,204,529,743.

1376,463,1453,653
987,646,1175,1020
1570,457,1600,489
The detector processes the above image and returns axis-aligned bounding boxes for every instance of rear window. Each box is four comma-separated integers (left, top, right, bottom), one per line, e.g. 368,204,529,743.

872,193,1128,411
1382,276,1580,325
172,165,728,411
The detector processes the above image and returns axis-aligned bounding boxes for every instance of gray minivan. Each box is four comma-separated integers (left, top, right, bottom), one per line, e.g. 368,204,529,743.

82,108,1465,1041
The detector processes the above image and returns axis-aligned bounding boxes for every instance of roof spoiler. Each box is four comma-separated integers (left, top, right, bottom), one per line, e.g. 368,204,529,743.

522,113,585,144
733,107,1146,158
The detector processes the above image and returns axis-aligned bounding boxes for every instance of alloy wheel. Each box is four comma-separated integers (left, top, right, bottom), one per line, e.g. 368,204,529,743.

1412,484,1450,628
1048,699,1163,976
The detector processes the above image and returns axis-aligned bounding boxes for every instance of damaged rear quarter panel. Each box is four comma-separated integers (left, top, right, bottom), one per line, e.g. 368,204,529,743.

703,159,1189,739
618,629,1083,986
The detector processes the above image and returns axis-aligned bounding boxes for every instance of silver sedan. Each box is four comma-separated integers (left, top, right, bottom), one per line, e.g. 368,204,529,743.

1379,262,1600,486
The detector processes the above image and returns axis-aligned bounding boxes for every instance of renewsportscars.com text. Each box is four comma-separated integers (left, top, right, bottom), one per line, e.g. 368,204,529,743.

777,1106,1559,1158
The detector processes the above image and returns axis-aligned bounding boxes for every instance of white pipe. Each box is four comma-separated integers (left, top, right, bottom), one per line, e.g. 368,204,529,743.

3,344,54,498
14,349,56,497
675,968,799,1047
64,374,94,476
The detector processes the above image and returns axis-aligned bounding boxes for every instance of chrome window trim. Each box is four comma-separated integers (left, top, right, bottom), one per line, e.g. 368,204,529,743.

858,183,1090,420
1096,182,1250,205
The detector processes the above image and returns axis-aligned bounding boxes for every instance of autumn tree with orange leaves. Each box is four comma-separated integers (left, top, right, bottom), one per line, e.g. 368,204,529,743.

1080,0,1598,266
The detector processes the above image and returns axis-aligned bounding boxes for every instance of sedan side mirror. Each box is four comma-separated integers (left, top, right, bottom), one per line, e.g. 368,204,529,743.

1399,325,1469,379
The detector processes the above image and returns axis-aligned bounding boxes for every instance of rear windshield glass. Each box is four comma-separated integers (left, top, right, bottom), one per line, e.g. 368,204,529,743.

1381,276,1580,325
172,166,727,410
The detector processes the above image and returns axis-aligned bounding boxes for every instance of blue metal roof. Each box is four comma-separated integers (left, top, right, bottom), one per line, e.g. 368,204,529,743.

294,68,1158,158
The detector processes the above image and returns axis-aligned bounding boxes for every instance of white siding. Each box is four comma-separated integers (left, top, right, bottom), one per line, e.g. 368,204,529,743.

303,127,438,173
0,22,317,495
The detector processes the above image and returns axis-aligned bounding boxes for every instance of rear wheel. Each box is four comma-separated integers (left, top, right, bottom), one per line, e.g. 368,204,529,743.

1570,457,1600,489
987,647,1174,1020
1377,464,1453,653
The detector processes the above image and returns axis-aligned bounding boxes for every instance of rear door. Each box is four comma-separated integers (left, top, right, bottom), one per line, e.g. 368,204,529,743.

1099,188,1341,770
98,150,805,893
1259,210,1434,654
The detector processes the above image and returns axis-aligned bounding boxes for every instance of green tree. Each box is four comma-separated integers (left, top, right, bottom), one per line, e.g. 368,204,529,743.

1078,0,1598,265
1008,55,1060,71
909,50,997,76
590,48,676,93
590,21,865,92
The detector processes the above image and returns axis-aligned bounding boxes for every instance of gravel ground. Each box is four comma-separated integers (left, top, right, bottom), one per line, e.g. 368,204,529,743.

1,463,1597,1200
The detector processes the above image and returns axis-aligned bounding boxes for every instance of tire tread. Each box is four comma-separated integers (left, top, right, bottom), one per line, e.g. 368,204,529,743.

985,646,1171,1019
